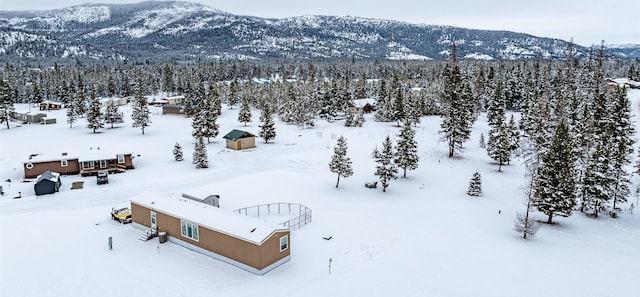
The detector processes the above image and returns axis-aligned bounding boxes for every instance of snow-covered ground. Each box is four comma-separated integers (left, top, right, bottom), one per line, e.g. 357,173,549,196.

1,91,639,297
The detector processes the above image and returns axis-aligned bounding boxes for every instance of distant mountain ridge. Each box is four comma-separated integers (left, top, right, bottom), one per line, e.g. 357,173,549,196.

1,1,638,61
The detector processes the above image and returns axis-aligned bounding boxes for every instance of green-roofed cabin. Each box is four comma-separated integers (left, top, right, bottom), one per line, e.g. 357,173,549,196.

223,129,257,150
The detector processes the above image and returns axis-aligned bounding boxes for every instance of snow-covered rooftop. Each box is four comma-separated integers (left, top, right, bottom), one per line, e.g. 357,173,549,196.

131,191,287,245
24,148,129,164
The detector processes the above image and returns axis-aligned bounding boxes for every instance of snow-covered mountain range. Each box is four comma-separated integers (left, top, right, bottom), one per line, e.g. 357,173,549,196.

1,1,638,61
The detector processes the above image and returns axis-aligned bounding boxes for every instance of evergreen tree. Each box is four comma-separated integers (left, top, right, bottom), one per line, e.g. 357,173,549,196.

131,77,152,135
395,120,419,178
467,171,482,197
227,78,239,108
391,88,405,126
534,119,577,224
440,62,474,158
66,92,78,128
191,83,219,143
193,137,209,169
329,135,354,188
507,114,520,157
487,121,511,171
238,96,252,126
355,112,365,127
173,142,184,162
0,78,15,129
86,87,103,133
582,140,615,218
610,87,635,212
259,105,276,143
374,135,398,192
103,100,123,128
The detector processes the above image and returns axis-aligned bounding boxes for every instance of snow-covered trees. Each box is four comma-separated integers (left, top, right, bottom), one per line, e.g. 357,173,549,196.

329,135,354,188
238,96,252,126
395,120,419,178
259,105,277,143
0,78,15,129
486,83,511,171
440,60,475,158
191,82,220,143
467,171,482,197
534,119,577,224
173,142,184,161
131,77,151,135
86,87,103,133
193,138,208,169
103,100,124,129
374,135,398,192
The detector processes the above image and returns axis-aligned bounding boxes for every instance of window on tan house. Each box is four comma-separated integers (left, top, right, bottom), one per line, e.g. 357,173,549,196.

280,235,288,252
180,220,199,241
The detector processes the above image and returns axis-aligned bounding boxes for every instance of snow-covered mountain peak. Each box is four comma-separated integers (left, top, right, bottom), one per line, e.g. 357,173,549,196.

42,5,111,25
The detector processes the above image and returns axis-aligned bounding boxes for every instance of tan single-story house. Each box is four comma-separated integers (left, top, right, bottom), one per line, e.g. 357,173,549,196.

223,129,256,150
23,150,135,178
130,191,290,275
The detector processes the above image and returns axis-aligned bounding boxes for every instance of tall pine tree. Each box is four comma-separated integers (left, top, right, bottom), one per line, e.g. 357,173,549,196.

86,86,103,133
395,120,419,178
374,135,398,192
534,119,577,224
0,78,15,129
259,105,276,143
329,135,354,188
131,77,151,135
193,137,209,169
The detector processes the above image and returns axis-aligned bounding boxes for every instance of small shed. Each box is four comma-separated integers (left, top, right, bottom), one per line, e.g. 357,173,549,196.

162,104,184,115
223,129,256,150
34,170,61,196
40,118,56,125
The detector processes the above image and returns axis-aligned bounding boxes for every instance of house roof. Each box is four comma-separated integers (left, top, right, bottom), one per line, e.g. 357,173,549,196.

223,129,256,141
131,191,287,245
36,170,60,183
24,149,131,164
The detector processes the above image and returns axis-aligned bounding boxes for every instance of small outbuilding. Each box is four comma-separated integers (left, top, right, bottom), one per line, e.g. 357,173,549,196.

34,170,61,196
223,129,256,150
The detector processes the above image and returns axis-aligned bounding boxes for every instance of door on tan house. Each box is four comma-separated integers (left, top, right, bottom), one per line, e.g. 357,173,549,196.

237,141,242,150
150,211,157,229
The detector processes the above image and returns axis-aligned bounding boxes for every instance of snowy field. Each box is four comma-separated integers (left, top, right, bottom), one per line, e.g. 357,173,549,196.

1,90,639,297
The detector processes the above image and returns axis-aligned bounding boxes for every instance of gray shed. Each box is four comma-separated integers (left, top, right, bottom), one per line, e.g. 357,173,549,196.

34,170,61,196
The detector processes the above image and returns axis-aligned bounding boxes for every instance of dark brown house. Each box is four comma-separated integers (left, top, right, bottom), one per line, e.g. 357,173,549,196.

24,153,81,178
39,101,63,111
130,191,290,275
23,151,135,178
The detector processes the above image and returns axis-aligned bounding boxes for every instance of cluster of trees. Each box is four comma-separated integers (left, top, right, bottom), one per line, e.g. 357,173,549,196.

1,43,639,240
329,119,419,192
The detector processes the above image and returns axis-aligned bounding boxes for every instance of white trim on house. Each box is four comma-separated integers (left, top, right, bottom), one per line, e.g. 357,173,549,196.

180,220,199,242
61,160,68,167
117,154,125,164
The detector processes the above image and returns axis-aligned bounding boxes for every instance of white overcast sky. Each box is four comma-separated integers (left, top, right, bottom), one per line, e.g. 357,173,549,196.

3,0,639,46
